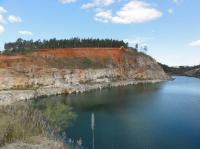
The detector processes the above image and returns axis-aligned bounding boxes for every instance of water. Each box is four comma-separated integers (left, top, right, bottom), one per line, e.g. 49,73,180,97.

41,76,200,149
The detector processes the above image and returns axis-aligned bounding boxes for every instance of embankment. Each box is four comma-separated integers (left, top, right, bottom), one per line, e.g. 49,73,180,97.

0,48,170,105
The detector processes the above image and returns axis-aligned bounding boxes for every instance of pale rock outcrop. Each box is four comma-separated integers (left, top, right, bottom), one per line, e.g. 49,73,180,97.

0,50,170,105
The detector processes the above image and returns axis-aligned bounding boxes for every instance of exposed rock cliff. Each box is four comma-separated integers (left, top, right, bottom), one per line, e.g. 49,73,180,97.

0,48,169,105
185,67,200,78
159,63,200,78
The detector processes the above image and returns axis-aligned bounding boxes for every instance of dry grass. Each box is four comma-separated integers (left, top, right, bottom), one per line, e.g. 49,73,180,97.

0,99,79,148
0,103,52,147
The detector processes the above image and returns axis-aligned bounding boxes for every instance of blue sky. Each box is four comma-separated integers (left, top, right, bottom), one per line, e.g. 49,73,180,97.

0,0,200,66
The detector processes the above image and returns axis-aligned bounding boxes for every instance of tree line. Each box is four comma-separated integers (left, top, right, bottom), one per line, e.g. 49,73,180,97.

159,63,200,75
3,38,129,54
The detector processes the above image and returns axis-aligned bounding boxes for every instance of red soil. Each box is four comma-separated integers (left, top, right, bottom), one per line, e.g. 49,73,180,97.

34,47,125,62
0,47,125,68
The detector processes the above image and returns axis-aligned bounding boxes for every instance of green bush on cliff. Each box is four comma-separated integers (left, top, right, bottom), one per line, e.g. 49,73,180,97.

32,98,77,131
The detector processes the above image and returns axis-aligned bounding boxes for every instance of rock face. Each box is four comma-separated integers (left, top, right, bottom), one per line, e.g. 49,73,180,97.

159,63,200,78
0,49,170,105
185,68,200,78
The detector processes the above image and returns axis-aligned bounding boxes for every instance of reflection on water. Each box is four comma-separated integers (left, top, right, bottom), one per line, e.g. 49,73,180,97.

32,97,82,148
40,76,200,149
32,98,77,130
65,82,163,112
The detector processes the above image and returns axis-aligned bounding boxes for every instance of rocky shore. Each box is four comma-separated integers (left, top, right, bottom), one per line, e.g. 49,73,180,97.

0,50,170,106
0,78,167,106
0,49,170,149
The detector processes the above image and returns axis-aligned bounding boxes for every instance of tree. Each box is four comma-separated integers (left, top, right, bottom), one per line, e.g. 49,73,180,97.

135,44,139,50
143,46,148,52
3,38,129,54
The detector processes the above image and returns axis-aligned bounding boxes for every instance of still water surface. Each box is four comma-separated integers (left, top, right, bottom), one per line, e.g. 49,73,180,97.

47,76,200,149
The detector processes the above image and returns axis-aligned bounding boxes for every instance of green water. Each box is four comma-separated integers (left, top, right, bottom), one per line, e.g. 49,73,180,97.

38,76,200,149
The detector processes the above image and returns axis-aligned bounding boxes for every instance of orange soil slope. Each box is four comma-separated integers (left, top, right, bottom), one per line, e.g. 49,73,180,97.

0,47,125,68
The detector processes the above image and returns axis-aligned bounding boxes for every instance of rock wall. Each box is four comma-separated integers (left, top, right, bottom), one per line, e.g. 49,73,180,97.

0,49,170,105
185,68,200,78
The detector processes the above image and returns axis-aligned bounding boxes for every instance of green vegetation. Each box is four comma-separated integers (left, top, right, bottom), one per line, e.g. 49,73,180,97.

32,98,77,131
159,63,200,75
10,84,39,90
0,99,77,147
0,103,48,146
3,38,128,55
45,57,116,69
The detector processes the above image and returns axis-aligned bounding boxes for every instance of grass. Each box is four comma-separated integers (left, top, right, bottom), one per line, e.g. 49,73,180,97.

10,84,39,90
0,100,77,148
45,57,116,69
0,103,48,146
32,98,77,131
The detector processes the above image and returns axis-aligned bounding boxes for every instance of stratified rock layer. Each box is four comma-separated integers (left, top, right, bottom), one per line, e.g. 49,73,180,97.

0,48,170,105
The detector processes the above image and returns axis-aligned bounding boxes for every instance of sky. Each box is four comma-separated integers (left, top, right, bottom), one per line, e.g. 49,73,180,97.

0,0,200,66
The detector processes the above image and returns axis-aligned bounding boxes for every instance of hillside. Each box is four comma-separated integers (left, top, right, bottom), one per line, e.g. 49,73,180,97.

159,63,200,78
0,47,169,105
185,67,200,78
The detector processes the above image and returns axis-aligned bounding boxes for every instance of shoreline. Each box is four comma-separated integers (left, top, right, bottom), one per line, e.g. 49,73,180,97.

173,74,200,79
0,79,168,106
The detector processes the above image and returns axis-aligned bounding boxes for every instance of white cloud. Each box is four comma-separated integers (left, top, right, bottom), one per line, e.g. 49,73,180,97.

82,0,115,9
168,8,173,14
18,30,33,36
59,0,77,4
95,10,112,22
0,6,7,34
8,15,22,23
95,1,162,24
0,14,4,24
0,6,6,24
189,40,200,47
0,6,7,14
0,24,4,34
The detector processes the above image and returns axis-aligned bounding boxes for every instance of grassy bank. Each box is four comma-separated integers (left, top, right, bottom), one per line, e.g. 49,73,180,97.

0,99,77,148
0,103,47,146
